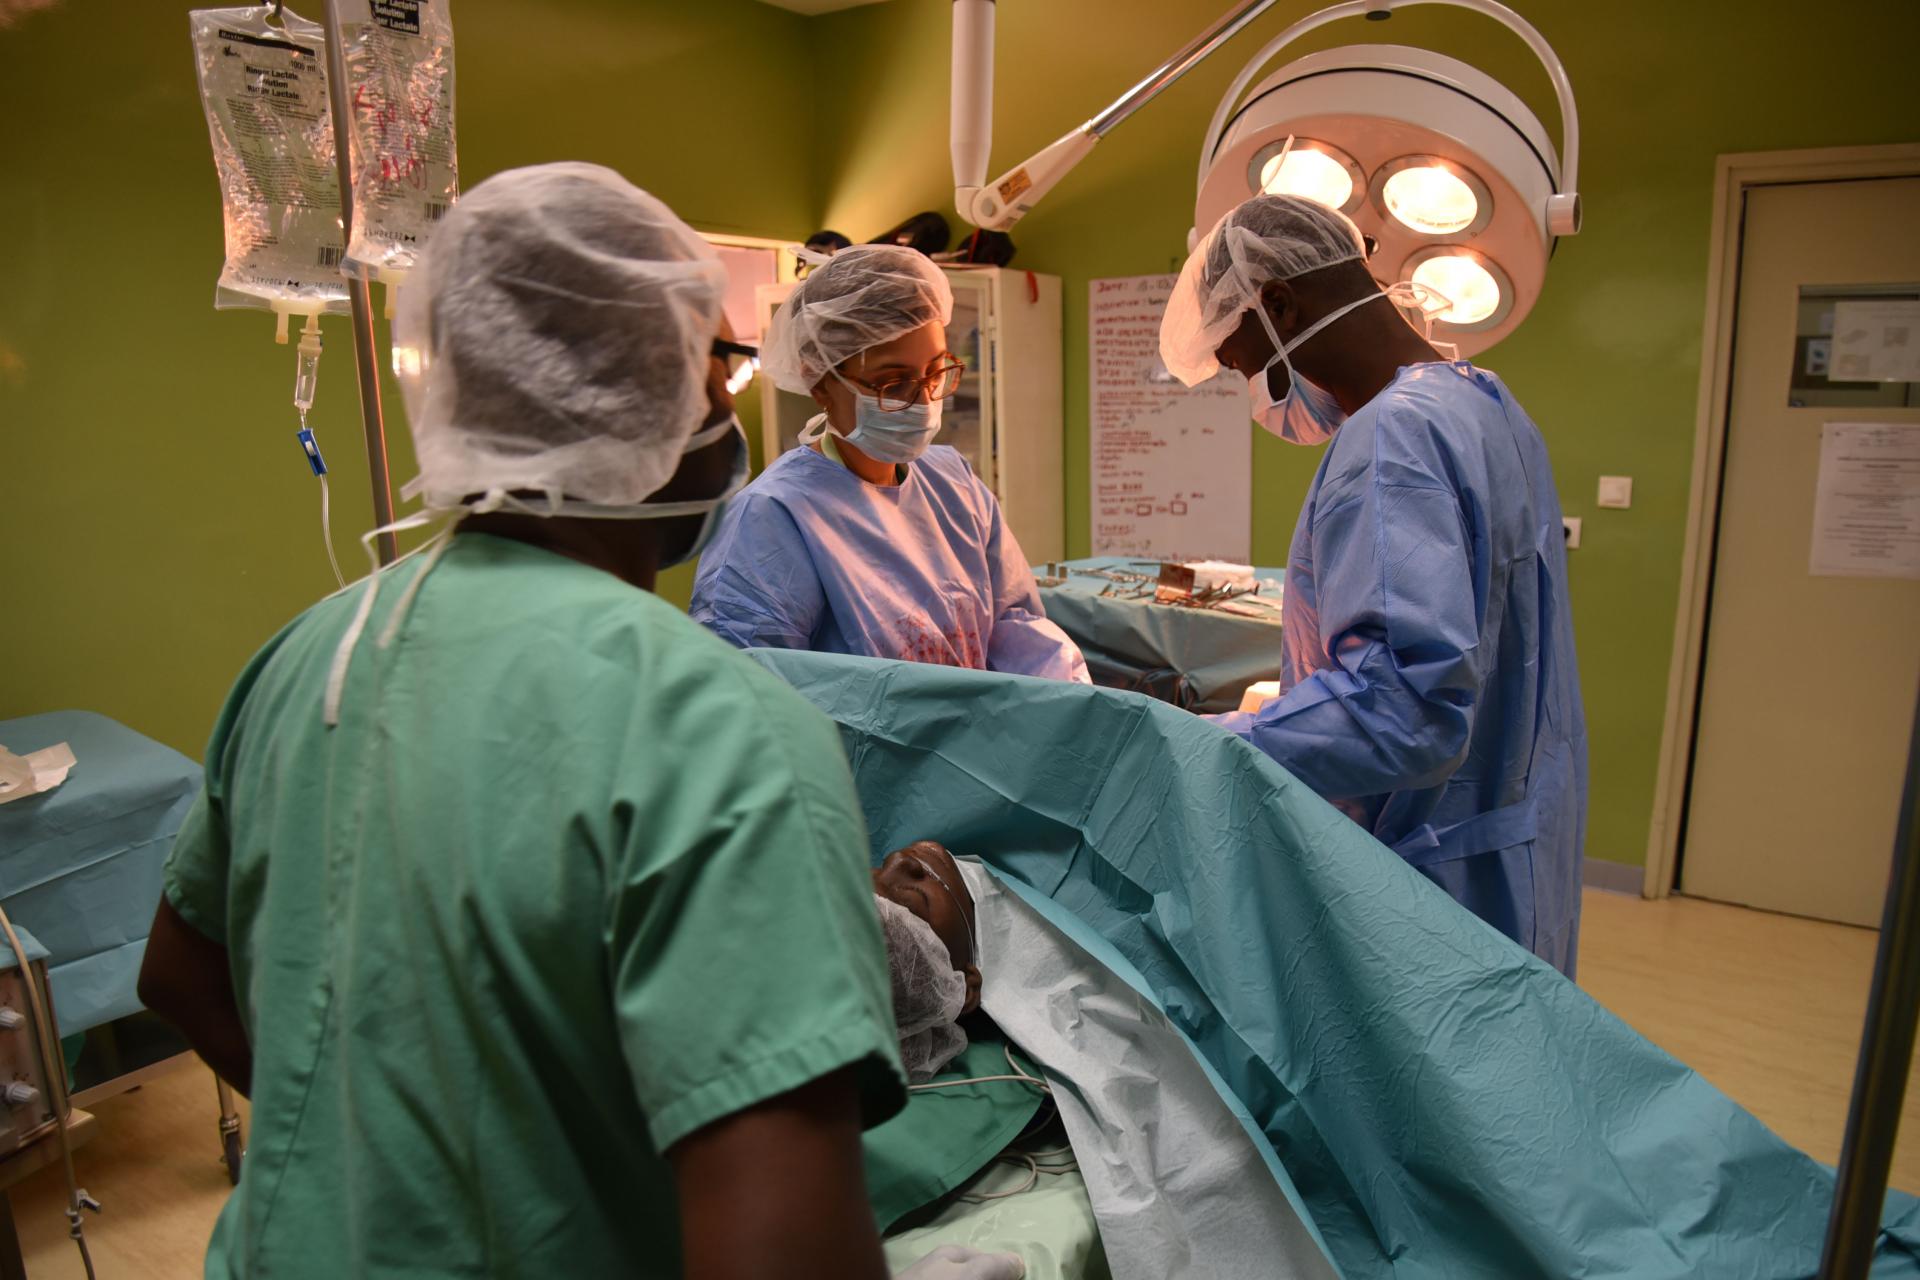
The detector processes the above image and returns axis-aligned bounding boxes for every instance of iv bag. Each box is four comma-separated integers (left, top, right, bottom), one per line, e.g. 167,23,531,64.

189,6,349,315
338,0,458,285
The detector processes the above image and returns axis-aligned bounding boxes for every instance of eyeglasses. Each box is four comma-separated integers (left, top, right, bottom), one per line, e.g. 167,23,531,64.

851,355,967,412
712,338,759,395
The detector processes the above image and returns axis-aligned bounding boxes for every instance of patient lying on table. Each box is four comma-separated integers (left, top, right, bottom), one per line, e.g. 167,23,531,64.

872,841,981,1081
867,842,1081,1278
865,838,1320,1280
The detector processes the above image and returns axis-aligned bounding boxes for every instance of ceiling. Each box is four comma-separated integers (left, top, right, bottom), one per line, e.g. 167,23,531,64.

754,0,892,14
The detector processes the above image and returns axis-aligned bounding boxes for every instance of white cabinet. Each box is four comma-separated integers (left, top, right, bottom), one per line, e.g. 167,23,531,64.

754,265,1065,563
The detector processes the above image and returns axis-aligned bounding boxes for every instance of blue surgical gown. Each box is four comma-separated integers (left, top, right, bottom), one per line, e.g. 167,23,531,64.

691,444,1090,683
1217,362,1588,974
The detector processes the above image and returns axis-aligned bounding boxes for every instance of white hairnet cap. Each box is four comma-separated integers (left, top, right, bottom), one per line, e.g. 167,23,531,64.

760,245,953,394
1159,193,1368,386
874,893,968,1083
395,162,727,509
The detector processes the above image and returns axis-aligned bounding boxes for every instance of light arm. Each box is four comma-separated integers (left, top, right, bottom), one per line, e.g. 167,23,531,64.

952,0,1579,236
951,0,1280,231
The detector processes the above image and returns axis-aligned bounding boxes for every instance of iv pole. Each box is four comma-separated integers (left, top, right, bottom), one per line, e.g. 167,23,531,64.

1820,693,1920,1277
319,0,398,567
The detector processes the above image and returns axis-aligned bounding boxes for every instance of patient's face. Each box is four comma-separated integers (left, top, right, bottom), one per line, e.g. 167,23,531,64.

873,841,975,975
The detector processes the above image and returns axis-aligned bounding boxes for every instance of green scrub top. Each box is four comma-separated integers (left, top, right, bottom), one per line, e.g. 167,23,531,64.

164,532,906,1279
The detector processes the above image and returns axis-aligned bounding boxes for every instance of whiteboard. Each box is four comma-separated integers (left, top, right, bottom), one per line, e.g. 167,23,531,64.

1088,274,1250,562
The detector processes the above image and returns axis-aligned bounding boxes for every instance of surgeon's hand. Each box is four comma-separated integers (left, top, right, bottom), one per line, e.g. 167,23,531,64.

895,1245,1026,1279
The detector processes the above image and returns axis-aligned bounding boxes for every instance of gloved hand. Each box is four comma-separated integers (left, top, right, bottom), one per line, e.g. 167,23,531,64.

893,1244,1026,1279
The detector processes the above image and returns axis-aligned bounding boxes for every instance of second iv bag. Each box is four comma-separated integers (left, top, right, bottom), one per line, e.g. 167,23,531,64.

338,0,459,286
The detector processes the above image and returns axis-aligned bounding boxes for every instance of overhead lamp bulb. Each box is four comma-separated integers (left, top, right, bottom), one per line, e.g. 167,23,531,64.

1259,146,1355,211
1410,252,1503,325
1382,164,1482,235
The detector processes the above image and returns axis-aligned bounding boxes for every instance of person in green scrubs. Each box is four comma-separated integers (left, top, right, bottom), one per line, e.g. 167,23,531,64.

136,164,1012,1280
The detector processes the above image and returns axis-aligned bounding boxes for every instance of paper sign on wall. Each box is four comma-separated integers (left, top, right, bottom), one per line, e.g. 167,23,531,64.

1810,421,1920,579
1831,300,1920,383
1089,275,1250,561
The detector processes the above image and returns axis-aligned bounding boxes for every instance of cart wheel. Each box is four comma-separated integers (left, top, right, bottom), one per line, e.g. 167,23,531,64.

222,1128,244,1186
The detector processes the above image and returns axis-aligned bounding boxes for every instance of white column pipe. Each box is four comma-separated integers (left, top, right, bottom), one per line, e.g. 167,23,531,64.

951,0,995,195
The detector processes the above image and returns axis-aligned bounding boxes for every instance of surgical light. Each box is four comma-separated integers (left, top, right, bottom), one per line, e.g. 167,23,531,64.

1194,24,1577,357
1255,141,1363,213
1377,158,1487,236
1407,248,1510,328
948,0,1582,358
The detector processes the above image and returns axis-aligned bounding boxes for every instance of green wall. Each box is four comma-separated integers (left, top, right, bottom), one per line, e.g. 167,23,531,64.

0,0,816,758
4,0,1916,869
806,0,1920,866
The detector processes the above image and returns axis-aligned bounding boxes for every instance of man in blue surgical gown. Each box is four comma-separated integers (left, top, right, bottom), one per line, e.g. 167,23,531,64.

691,246,1088,684
1161,194,1588,975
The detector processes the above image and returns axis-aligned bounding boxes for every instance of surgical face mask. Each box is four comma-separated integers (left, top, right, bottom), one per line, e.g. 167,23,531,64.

1246,290,1385,446
452,416,749,565
646,415,749,568
874,893,968,1082
801,371,944,464
419,413,749,526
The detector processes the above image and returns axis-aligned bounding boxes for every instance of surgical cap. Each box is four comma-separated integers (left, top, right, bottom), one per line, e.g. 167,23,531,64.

1160,193,1367,386
760,245,953,394
874,894,968,1083
395,162,727,509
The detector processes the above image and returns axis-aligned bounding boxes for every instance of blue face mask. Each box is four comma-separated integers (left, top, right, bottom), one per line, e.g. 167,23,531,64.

804,370,945,464
1247,291,1383,446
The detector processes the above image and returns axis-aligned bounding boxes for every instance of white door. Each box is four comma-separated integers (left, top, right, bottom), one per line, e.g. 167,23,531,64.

1681,175,1920,926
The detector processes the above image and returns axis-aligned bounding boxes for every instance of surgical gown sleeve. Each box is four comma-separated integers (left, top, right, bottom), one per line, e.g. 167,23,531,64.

164,792,230,946
689,490,828,652
607,659,905,1152
973,471,1091,684
163,627,291,945
1229,427,1480,800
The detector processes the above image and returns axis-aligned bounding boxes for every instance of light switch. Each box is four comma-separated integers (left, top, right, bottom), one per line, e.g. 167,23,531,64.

1597,476,1633,509
1563,516,1582,549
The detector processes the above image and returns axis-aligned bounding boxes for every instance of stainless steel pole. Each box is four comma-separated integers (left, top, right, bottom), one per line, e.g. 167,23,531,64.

320,0,397,565
1084,0,1282,137
1820,692,1920,1277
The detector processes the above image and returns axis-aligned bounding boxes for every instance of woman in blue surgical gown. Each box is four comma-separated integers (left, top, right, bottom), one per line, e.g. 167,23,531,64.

691,246,1089,684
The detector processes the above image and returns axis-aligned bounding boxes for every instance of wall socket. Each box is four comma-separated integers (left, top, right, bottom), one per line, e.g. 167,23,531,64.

1563,516,1583,549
